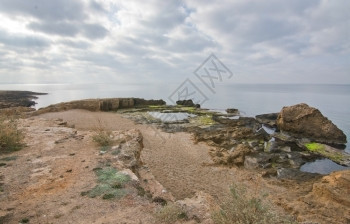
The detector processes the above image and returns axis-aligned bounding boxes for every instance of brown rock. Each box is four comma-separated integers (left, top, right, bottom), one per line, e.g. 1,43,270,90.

277,103,347,145
294,170,350,223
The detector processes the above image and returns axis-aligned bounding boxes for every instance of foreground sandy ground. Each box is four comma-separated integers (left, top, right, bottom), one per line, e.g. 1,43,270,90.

1,109,349,223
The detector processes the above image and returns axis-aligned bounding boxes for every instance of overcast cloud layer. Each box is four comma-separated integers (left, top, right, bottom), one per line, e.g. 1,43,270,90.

0,0,349,84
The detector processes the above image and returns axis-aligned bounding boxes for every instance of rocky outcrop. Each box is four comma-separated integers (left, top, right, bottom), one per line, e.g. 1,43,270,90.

256,113,278,128
176,99,200,108
288,170,350,224
226,108,239,114
210,144,253,166
177,191,217,224
34,98,165,115
277,103,347,145
0,91,47,109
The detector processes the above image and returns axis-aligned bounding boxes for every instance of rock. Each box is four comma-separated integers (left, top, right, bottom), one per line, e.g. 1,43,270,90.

0,91,47,109
176,99,200,108
303,142,350,167
277,103,347,145
226,108,239,114
133,98,166,106
226,144,253,166
255,113,278,128
244,154,274,170
34,98,166,115
114,129,144,173
177,191,217,224
277,168,320,180
293,170,350,224
264,139,279,153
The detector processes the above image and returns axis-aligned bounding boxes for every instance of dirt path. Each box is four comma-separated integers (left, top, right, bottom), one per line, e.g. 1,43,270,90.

39,110,256,200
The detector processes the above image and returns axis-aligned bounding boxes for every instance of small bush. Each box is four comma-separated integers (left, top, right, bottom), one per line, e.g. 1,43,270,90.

0,116,25,153
155,203,187,224
212,184,296,224
92,130,114,147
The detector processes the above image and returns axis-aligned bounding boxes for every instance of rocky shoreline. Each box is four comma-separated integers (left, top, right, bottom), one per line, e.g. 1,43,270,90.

1,91,350,223
0,91,47,109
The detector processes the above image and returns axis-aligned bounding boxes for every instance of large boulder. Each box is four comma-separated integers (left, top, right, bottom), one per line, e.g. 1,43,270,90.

277,103,347,145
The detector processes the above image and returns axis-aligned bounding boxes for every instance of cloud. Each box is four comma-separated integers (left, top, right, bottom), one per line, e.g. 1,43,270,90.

0,29,50,49
0,0,349,85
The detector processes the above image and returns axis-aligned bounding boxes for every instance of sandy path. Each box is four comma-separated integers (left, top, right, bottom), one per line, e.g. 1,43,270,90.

39,110,240,199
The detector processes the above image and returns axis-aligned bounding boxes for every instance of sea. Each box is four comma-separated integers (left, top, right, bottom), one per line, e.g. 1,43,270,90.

1,83,350,173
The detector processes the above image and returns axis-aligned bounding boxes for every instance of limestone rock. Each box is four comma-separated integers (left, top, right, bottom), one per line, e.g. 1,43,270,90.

277,103,347,145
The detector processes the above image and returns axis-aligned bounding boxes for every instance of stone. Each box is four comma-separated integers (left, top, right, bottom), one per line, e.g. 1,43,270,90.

264,139,279,153
255,113,279,128
226,108,239,114
277,103,347,145
177,191,217,224
176,99,199,107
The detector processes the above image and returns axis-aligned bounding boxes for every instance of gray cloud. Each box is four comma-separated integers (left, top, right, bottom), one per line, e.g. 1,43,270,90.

28,21,80,37
0,0,349,84
82,24,109,39
0,29,50,49
0,0,85,21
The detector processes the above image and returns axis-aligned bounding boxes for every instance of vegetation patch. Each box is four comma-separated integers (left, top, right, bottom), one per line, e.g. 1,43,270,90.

198,115,216,126
212,184,296,224
82,167,130,200
304,143,345,162
0,116,25,153
155,202,188,223
92,130,114,147
0,156,17,161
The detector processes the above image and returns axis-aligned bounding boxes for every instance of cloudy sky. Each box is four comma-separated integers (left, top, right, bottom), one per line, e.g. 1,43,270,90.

0,0,349,85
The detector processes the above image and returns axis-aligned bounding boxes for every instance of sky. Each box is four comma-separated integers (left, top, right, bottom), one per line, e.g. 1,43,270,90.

0,0,349,85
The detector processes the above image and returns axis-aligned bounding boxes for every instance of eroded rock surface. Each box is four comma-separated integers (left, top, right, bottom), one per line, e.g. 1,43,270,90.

277,103,347,145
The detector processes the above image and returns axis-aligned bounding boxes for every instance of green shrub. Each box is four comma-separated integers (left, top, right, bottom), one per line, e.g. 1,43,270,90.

0,116,25,153
212,184,296,224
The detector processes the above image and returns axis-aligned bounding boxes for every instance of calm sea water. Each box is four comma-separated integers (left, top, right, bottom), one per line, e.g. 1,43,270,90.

1,83,350,153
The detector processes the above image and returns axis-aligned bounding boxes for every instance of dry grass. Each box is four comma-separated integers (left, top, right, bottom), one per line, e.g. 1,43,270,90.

92,130,114,147
0,115,25,153
92,118,114,147
155,203,187,223
212,184,296,224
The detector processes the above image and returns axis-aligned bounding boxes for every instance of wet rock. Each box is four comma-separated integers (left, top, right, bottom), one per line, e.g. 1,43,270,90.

303,143,350,167
277,103,347,145
256,113,279,128
277,168,321,180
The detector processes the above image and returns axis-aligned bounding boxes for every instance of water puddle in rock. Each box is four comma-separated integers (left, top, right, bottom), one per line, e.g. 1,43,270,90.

300,159,350,174
148,112,196,122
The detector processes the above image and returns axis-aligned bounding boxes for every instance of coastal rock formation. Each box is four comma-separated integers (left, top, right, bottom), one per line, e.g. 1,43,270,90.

289,170,350,223
226,108,239,114
34,98,165,115
176,99,200,108
256,113,279,128
277,103,347,145
0,91,47,109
